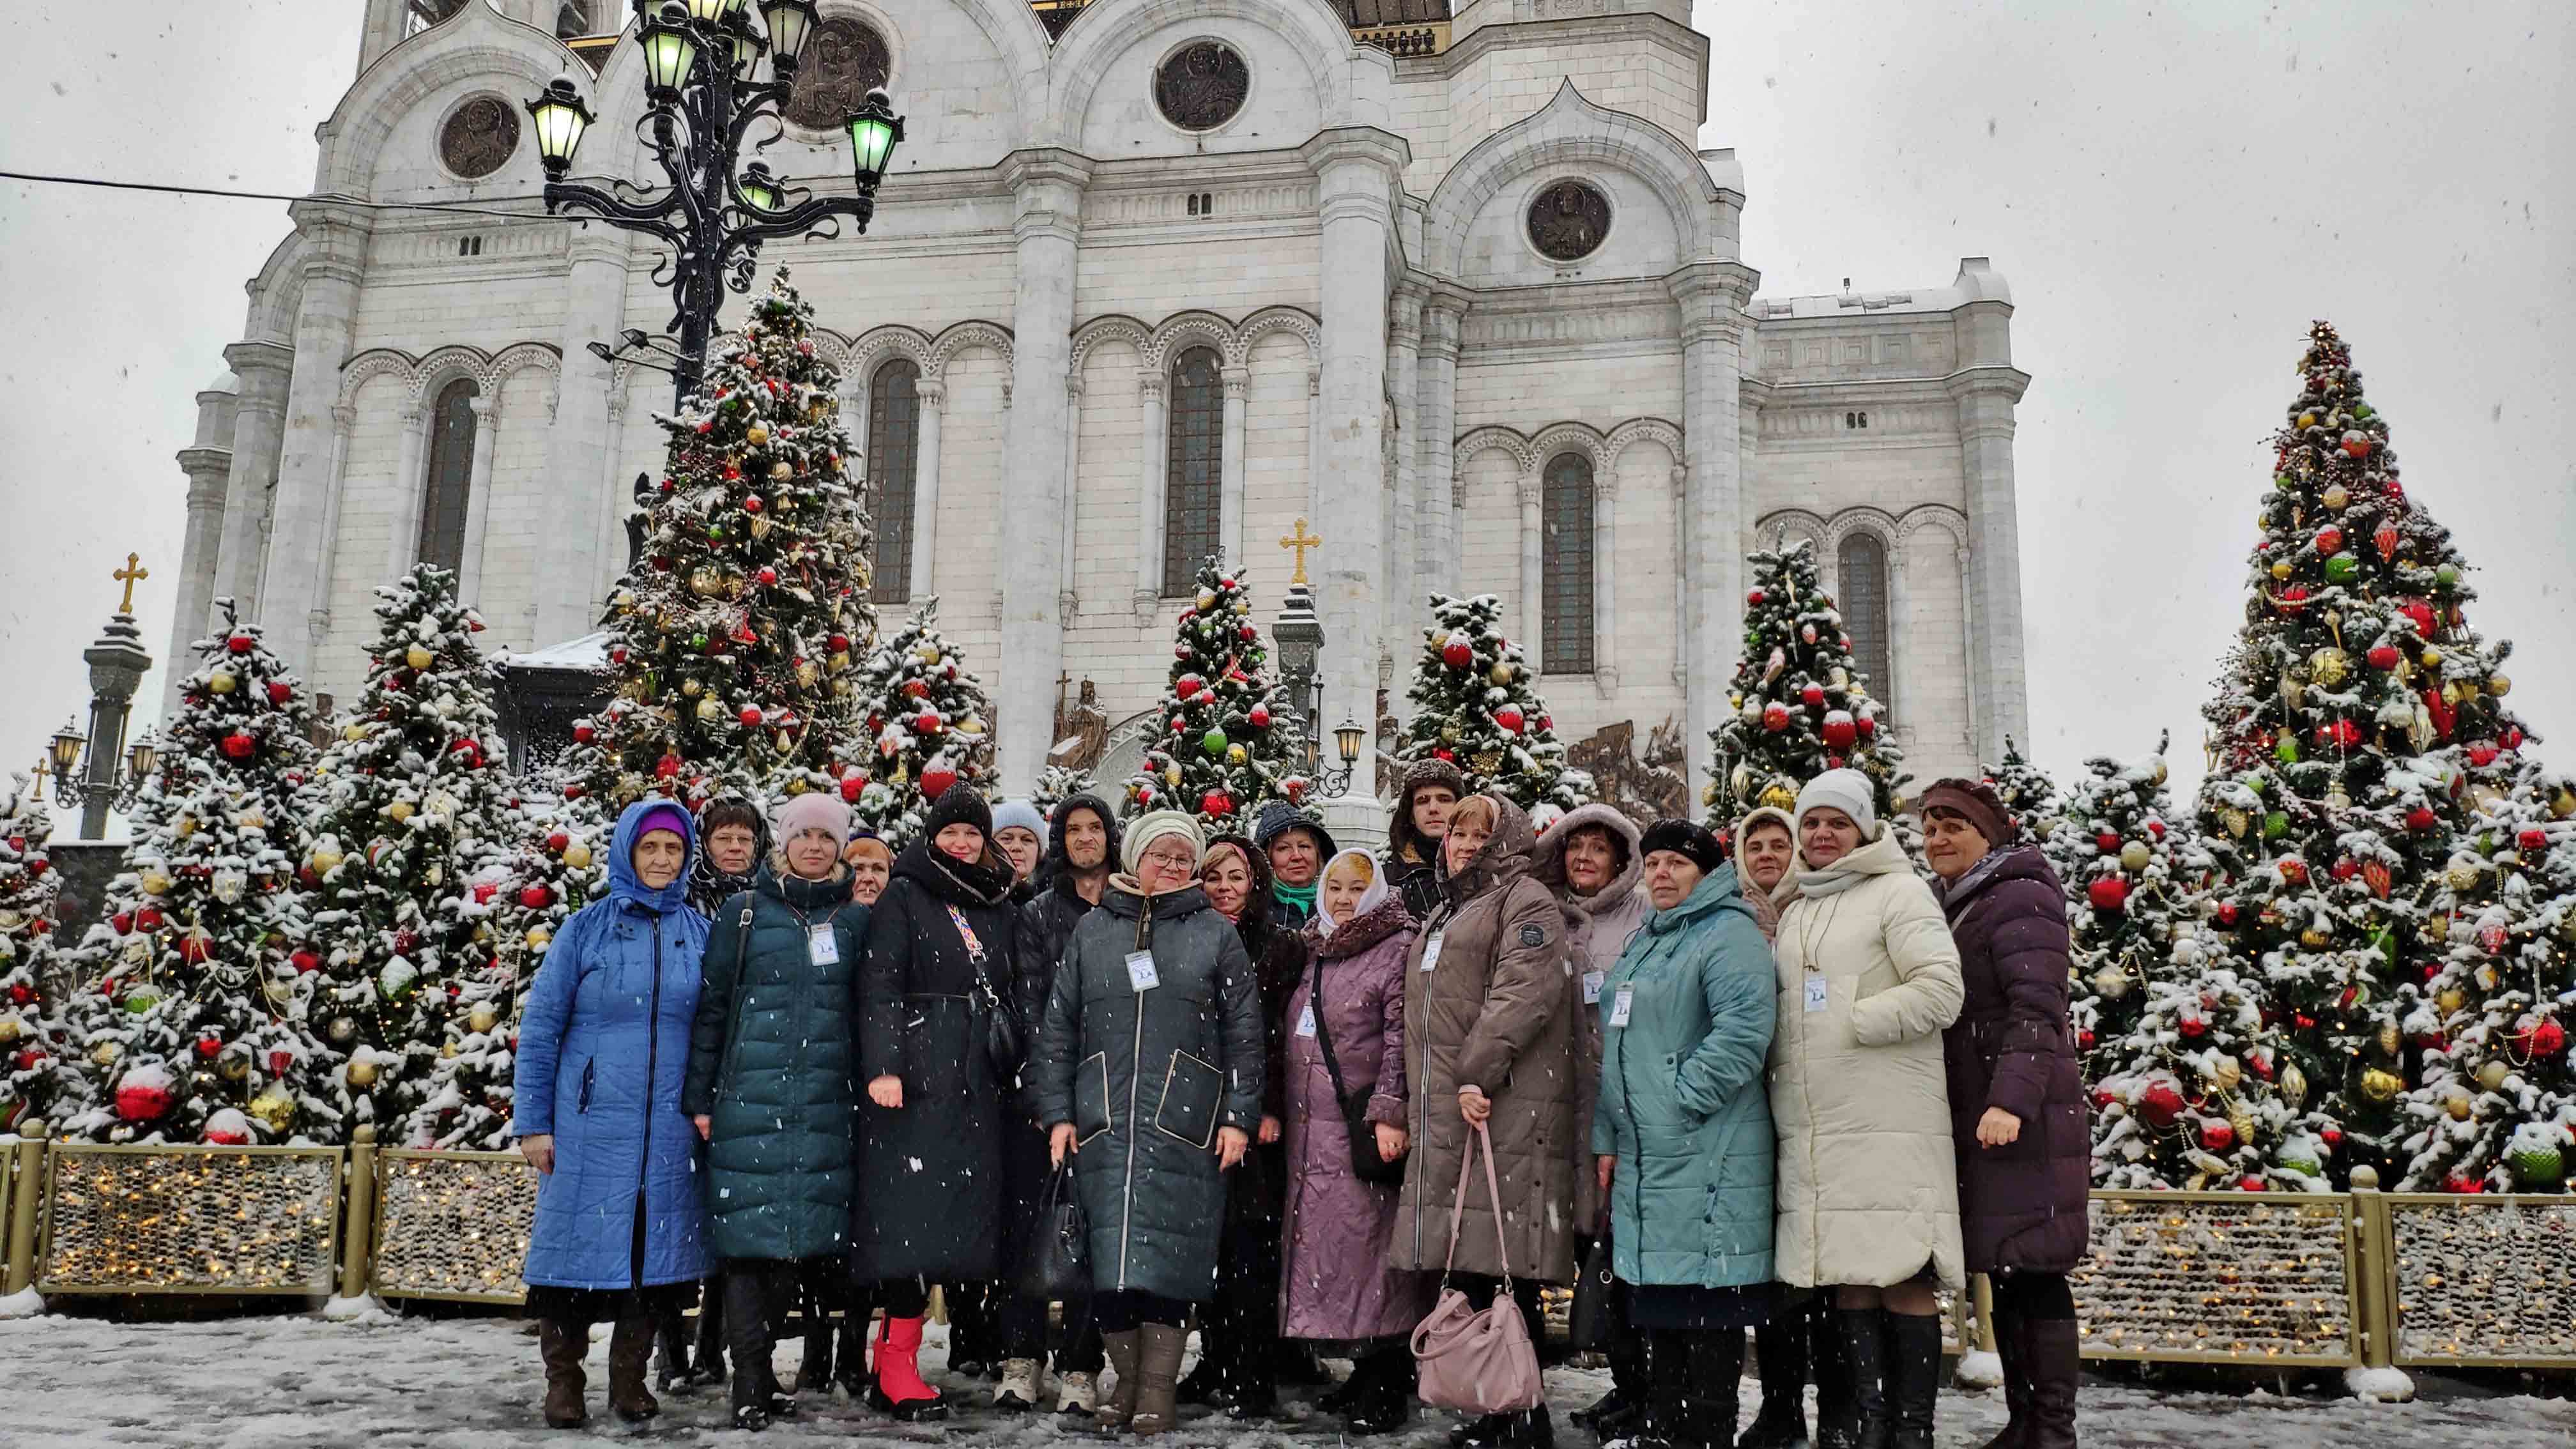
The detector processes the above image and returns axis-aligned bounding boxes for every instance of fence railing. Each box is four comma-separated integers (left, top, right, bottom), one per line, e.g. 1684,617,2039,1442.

0,1130,2566,1385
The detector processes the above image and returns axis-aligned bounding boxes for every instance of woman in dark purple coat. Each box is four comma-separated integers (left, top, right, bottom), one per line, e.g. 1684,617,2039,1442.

1919,779,2085,1449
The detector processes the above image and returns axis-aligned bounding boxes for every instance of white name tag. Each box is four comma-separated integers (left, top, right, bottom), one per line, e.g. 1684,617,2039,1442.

1420,932,1445,973
1609,984,1634,1029
1582,969,1606,1006
807,925,839,966
1296,1002,1318,1038
1124,950,1160,993
1804,976,1829,1014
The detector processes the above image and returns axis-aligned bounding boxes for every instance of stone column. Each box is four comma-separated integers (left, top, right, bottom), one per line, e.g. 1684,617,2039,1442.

908,378,947,599
1060,376,1084,616
301,402,360,670
1219,364,1250,565
537,229,631,644
211,341,294,625
1416,289,1466,595
165,379,240,715
1591,467,1618,690
996,148,1092,790
383,401,431,578
256,202,374,675
1385,280,1423,678
1667,463,1689,688
457,394,502,606
1135,370,1167,616
356,0,411,72
593,389,630,604
1303,128,1408,784
1948,367,2032,759
1665,260,1759,783
1515,466,1545,664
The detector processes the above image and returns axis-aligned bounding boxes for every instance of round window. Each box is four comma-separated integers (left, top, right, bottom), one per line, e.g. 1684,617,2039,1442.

1528,179,1613,262
439,96,521,180
1155,42,1249,132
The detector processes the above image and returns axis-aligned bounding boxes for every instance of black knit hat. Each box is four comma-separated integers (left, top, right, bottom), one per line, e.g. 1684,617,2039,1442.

922,783,992,842
1639,818,1725,876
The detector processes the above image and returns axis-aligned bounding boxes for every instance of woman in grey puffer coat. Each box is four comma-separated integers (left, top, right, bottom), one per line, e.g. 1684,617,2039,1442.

1034,811,1264,1439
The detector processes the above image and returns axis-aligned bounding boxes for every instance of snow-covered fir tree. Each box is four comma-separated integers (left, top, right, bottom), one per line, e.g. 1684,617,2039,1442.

1119,559,1300,825
0,773,70,1131
581,270,874,812
1702,541,1906,831
302,564,514,1138
1031,765,1097,818
2192,321,2524,1187
1982,736,2060,847
61,601,333,1144
2051,735,2202,1084
1393,593,1585,825
839,598,993,846
2090,923,2316,1192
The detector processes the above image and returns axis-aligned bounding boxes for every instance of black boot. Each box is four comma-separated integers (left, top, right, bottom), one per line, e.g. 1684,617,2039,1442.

654,1291,694,1392
695,1273,730,1385
1980,1305,2028,1449
1882,1313,1943,1449
1607,1329,1687,1449
1510,1404,1558,1449
1740,1317,1809,1449
1344,1346,1413,1436
539,1316,590,1429
1221,1300,1279,1420
724,1268,777,1427
1687,1329,1747,1449
2021,1319,2080,1449
1583,1300,1647,1440
1827,1310,1885,1449
832,1306,872,1397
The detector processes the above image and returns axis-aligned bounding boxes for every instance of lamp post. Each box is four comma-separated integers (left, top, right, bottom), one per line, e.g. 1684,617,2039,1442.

49,556,160,838
525,0,905,406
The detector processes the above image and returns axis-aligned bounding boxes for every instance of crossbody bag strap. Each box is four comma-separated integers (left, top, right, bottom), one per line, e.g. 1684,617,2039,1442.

1308,950,1361,1117
713,899,758,1106
945,901,1004,1012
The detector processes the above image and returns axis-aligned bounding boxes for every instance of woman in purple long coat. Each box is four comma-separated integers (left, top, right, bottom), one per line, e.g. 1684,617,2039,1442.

1277,849,1425,1436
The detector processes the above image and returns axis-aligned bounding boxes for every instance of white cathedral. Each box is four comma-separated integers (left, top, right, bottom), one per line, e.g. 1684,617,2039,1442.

167,0,2032,801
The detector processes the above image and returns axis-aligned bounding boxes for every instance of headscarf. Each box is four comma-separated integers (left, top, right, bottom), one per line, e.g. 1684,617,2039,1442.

609,799,697,916
689,794,768,914
1730,806,1798,938
1313,847,1392,937
1794,769,1883,899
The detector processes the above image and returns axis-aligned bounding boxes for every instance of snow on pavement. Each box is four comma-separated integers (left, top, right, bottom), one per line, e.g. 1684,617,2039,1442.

3,1309,2572,1448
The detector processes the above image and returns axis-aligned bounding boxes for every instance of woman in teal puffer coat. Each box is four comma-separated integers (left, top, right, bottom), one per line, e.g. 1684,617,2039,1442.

682,793,866,1432
1591,819,1777,1449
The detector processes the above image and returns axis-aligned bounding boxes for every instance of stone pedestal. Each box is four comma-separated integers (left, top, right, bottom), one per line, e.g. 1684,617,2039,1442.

75,611,152,841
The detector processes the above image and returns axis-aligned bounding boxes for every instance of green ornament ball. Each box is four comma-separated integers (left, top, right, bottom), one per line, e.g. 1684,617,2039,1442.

2274,736,2299,764
2509,1143,2564,1188
2324,552,2359,585
689,633,709,651
2263,811,2291,841
2435,563,2460,588
2278,1149,2323,1179
123,988,164,1015
1200,727,1228,756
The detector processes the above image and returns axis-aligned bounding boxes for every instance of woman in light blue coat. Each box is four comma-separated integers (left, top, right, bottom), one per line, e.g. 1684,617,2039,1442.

512,799,713,1429
1591,818,1777,1449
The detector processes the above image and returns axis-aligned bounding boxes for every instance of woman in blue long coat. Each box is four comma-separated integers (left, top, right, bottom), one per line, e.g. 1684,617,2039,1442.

511,800,713,1430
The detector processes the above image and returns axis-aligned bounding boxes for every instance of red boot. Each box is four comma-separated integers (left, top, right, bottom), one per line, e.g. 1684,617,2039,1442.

865,1315,948,1422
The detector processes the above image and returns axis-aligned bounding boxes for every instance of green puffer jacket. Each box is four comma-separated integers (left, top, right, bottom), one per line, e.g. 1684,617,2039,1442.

682,863,866,1262
1591,864,1777,1289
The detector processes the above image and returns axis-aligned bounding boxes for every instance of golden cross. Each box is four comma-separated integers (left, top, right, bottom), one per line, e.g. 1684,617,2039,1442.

1280,518,1322,585
112,553,149,615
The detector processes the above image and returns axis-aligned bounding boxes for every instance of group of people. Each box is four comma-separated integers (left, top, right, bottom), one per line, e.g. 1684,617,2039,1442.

510,760,2088,1449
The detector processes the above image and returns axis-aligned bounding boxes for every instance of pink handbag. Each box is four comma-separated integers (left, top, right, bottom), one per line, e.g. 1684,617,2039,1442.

1409,1120,1545,1414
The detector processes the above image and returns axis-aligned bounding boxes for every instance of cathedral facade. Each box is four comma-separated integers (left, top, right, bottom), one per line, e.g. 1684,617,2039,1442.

168,0,2032,794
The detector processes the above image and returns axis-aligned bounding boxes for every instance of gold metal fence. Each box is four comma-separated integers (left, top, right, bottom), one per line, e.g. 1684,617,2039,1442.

2073,1189,2361,1367
2381,1192,2576,1368
38,1140,342,1296
371,1147,536,1305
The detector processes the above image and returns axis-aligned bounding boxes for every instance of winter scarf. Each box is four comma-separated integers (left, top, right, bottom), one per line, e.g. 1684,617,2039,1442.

1794,769,1883,899
1311,847,1392,936
1272,876,1318,918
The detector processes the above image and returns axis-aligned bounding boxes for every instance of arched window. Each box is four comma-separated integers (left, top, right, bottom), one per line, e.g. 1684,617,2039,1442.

1540,451,1595,673
1163,346,1223,594
416,376,480,572
865,358,921,603
1838,532,1892,702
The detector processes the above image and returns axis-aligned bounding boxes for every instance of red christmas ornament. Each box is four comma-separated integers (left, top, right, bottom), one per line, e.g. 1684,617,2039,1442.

220,731,257,760
2519,1018,2568,1059
1176,674,1204,700
2373,521,2401,560
2467,743,2499,768
2240,1176,2269,1192
655,754,683,779
391,929,422,958
1821,712,1857,749
756,567,778,586
2401,598,2435,634
1496,706,1526,735
2138,1080,2186,1128
2197,1119,2235,1151
1761,702,1791,733
472,882,498,905
135,906,164,931
546,829,571,854
1800,682,1826,709
1433,747,1456,763
828,633,851,654
2330,857,2359,883
204,1119,252,1146
2076,1029,2095,1052
916,709,943,735
2405,805,2439,832
1201,788,1234,817
2341,434,2370,459
2177,1011,2207,1039
739,706,763,727
2215,901,2240,927
179,932,213,965
1747,587,1766,606
267,681,293,705
2095,831,2121,854
2313,524,2343,556
2503,726,2526,751
2278,857,2309,886
1170,716,1188,733
116,1077,176,1123
2147,820,2166,839
2087,877,2129,912
920,763,958,800
290,948,321,974
2320,1126,2342,1147
1442,636,1474,670
2363,859,2393,900
839,774,865,803
2445,1171,2485,1195
1538,714,1552,732
519,885,553,910
1249,705,1271,729
194,1037,223,1061
2277,584,2310,615
742,495,764,514
2422,685,2457,742
1853,714,1876,739
226,633,254,655
2518,826,2550,852
2366,644,2401,671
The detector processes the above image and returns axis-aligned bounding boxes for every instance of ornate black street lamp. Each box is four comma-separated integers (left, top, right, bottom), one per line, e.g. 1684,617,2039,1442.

525,0,905,404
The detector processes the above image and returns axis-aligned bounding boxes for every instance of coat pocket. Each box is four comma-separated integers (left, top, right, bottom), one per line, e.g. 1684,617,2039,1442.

577,1058,596,1115
1152,1050,1223,1149
1073,1051,1114,1144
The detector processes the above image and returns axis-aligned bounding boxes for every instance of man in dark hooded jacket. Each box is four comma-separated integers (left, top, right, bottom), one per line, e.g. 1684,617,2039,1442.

1381,758,1466,923
994,793,1122,1416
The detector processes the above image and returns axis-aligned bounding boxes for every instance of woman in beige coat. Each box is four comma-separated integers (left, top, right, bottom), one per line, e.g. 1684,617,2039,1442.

1768,771,1963,1449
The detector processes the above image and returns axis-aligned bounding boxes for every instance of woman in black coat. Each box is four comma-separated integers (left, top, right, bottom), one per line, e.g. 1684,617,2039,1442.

1920,779,2086,1449
852,785,1020,1421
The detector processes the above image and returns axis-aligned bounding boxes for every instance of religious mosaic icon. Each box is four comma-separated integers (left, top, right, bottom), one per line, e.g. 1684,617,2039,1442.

1528,179,1612,261
1155,42,1250,132
785,17,893,131
439,95,520,180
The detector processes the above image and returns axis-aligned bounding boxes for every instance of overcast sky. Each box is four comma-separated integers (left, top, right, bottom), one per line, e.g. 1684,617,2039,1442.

1,1,2569,831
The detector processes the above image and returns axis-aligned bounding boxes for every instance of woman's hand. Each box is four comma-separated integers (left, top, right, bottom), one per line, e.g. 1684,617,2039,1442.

1376,1123,1410,1162
519,1134,555,1176
869,1075,904,1109
1050,1122,1078,1166
693,1115,710,1142
1597,1154,1615,1195
1457,1085,1491,1125
1257,1114,1282,1146
1976,1106,2023,1148
1215,1126,1250,1169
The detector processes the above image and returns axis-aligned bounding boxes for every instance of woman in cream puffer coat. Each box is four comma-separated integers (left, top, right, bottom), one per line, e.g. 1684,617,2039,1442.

1767,770,1963,1449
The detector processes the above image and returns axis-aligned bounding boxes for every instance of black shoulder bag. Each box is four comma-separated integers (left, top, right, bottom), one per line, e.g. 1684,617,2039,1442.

1310,951,1409,1186
946,902,1025,1081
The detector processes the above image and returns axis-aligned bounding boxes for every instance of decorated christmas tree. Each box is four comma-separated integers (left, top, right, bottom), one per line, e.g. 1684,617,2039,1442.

1119,559,1300,826
2397,766,2576,1192
2191,321,2524,1187
1701,542,1906,831
579,270,875,813
2051,735,2200,1083
0,773,69,1132
302,564,515,1137
61,601,334,1145
839,598,994,845
407,797,607,1149
1981,737,2061,847
1031,765,1098,818
1392,592,1585,824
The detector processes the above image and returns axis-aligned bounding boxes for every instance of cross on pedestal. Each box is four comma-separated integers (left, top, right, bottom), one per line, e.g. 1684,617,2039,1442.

112,553,149,615
1280,518,1321,585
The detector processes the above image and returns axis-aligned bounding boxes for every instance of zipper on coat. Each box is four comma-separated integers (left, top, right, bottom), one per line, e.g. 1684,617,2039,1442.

637,916,663,1291
1119,901,1153,1287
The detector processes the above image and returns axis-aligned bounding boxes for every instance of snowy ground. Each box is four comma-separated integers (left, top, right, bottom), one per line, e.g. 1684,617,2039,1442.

3,1307,2572,1448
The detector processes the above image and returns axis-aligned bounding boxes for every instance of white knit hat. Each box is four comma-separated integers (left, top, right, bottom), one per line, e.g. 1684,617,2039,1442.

1793,768,1880,841
1121,810,1206,875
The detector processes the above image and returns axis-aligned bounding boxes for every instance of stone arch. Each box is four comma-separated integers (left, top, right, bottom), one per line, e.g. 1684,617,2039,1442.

1452,425,1536,479
843,325,935,394
245,232,310,347
1146,310,1239,371
1529,421,1609,470
1071,315,1154,376
1235,305,1322,367
1755,508,1828,554
1823,505,1903,558
1603,417,1684,475
488,341,564,419
321,0,577,197
1895,503,1970,551
1047,0,1387,147
807,330,855,372
337,348,420,411
927,319,1015,379
1422,80,1722,280
413,344,498,404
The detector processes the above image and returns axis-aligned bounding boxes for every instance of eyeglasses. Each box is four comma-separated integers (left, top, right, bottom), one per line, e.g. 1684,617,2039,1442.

1142,847,1198,868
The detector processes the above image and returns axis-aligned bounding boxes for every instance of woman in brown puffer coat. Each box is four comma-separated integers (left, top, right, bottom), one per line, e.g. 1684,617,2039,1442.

1392,793,1582,1449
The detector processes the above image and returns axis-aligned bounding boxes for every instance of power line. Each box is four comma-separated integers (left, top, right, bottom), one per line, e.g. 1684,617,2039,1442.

0,168,573,222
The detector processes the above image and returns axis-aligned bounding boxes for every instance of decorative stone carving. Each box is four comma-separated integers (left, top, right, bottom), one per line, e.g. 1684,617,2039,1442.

1155,42,1250,132
785,17,892,131
439,96,519,180
1567,717,1689,826
1528,179,1611,261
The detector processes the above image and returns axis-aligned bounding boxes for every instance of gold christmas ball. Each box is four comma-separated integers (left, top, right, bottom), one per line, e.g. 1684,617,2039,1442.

795,660,818,689
769,461,793,480
347,1058,380,1089
955,716,987,737
309,845,344,876
2322,483,2350,510
564,840,592,870
2488,673,2512,698
2443,1088,2472,1121
2207,1054,2242,1091
441,1041,461,1059
1227,744,1246,765
2150,760,2170,787
747,515,772,540
682,678,704,698
2119,841,2152,873
2378,1021,2402,1057
2359,1067,2404,1103
1440,724,1462,745
2269,560,2294,581
526,924,553,951
1163,763,1181,787
137,868,171,900
2422,914,2451,946
2552,787,2576,820
207,668,238,694
1489,662,1514,687
247,1087,295,1134
340,723,367,743
2228,1108,2257,1147
175,816,197,839
829,650,851,673
2092,964,2131,1000
2477,1059,2511,1092
468,1002,500,1034
2220,808,2250,839
1701,781,1719,808
689,567,723,598
2446,862,2480,891
218,1054,250,1082
91,1039,123,1066
385,800,415,823
2280,1063,2308,1108
1759,785,1799,811
2420,647,2443,669
0,1015,21,1045
745,425,769,445
406,645,434,671
917,645,943,666
2299,924,2333,949
2435,986,2467,1016
2308,647,2350,687
696,696,724,721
